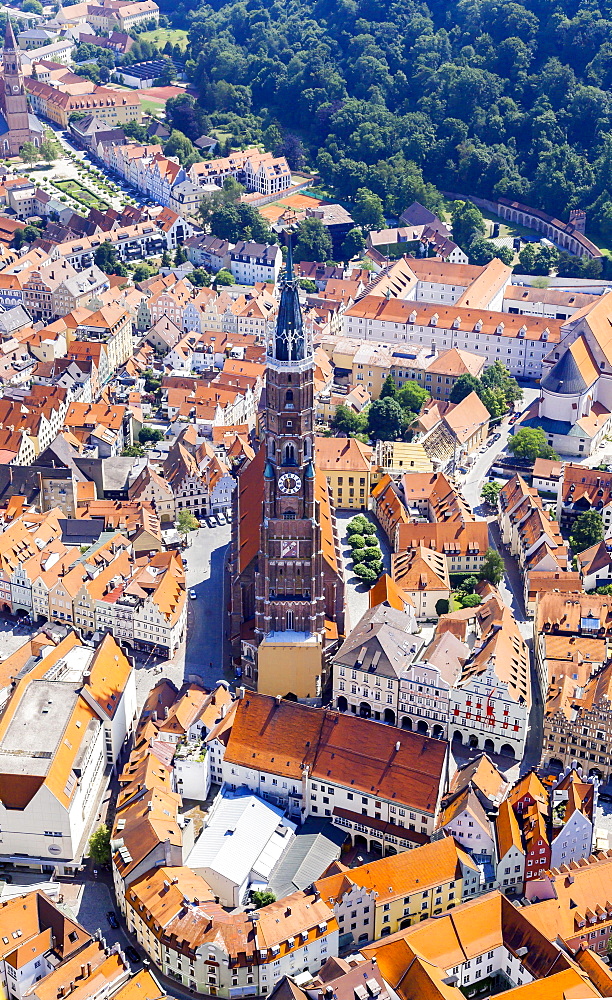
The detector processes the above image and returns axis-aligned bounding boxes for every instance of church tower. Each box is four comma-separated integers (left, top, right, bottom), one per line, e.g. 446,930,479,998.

255,242,325,640
2,21,29,133
0,20,42,156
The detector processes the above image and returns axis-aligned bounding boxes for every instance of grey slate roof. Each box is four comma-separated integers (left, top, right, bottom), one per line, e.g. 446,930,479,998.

541,349,593,394
333,604,421,678
267,817,345,901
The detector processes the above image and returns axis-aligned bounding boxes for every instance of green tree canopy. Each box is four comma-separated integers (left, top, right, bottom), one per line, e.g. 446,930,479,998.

481,481,502,505
352,188,385,230
88,824,111,864
449,374,482,404
252,890,276,908
570,510,604,554
332,402,364,436
294,218,333,262
508,427,558,461
139,427,164,443
398,382,429,413
367,397,405,440
479,548,505,586
177,510,199,534
215,268,236,286
380,375,398,399
342,226,366,261
451,201,486,252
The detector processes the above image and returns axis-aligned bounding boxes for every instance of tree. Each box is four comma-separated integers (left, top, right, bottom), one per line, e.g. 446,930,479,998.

353,562,379,583
367,397,405,440
177,510,199,534
449,374,482,404
122,445,145,457
252,890,276,908
215,268,235,286
39,140,58,164
23,0,43,12
435,598,450,616
341,227,366,261
451,201,486,252
461,593,482,607
88,824,111,864
508,427,558,461
398,382,429,413
161,250,172,267
188,268,212,287
463,576,479,593
362,546,382,564
132,262,156,282
174,246,188,266
380,375,398,400
299,278,317,293
481,481,502,505
332,402,363,435
94,240,120,275
139,427,164,444
349,535,365,550
479,548,505,586
481,362,523,408
294,218,332,262
570,510,604,554
352,187,385,230
20,142,39,168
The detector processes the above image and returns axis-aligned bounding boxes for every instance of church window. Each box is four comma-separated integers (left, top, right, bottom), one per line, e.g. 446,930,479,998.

283,511,296,520
287,611,294,629
283,442,296,465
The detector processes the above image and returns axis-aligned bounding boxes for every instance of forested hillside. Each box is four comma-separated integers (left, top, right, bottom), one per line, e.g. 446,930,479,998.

169,0,612,235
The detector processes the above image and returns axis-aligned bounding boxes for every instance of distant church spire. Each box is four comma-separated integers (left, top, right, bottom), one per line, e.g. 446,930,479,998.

273,234,307,364
4,18,17,51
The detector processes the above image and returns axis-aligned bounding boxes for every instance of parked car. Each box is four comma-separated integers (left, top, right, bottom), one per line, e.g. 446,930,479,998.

217,513,227,525
126,946,141,964
106,911,119,929
189,590,197,600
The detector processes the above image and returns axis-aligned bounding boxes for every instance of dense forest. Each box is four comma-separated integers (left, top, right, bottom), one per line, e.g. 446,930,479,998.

163,0,612,240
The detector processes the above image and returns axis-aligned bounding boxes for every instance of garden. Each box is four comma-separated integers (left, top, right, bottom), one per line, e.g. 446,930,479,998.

53,178,109,211
346,515,383,586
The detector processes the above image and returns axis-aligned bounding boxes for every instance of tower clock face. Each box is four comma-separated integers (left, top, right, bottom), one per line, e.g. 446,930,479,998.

278,473,301,495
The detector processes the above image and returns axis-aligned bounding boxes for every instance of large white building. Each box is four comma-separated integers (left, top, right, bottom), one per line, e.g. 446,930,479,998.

186,790,296,907
532,293,612,455
0,630,136,873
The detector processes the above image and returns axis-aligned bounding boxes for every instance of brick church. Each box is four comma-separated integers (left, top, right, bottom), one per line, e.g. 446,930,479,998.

0,20,43,157
230,245,345,698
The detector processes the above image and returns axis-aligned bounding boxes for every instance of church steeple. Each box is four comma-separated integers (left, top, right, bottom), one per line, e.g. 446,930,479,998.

0,16,42,156
270,236,308,365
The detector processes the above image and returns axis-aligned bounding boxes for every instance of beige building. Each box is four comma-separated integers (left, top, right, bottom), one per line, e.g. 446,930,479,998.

315,435,373,510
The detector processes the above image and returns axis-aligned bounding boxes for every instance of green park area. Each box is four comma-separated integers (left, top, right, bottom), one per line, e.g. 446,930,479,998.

53,179,109,211
139,28,188,50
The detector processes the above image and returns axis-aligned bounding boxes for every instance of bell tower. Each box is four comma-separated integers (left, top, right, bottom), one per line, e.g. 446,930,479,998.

2,20,29,133
254,241,325,647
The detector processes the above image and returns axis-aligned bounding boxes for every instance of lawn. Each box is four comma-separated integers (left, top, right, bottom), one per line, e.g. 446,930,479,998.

53,179,108,211
138,97,167,115
139,27,188,50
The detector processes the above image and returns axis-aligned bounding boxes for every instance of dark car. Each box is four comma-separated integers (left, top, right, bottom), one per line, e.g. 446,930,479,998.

106,911,119,929
126,946,141,963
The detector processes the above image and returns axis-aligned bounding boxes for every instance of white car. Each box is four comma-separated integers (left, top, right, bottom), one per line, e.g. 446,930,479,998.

189,590,197,600
217,513,227,525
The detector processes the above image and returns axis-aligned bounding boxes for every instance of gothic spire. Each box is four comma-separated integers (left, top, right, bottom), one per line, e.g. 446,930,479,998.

4,18,17,51
273,234,306,363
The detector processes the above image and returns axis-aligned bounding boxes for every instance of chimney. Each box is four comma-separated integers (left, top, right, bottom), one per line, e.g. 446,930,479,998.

395,741,400,751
